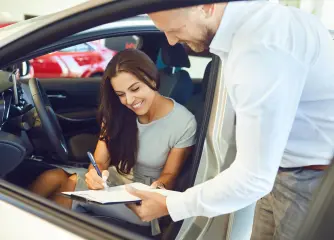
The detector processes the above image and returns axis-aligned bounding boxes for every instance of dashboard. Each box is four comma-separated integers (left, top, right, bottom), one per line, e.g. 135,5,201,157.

0,72,38,177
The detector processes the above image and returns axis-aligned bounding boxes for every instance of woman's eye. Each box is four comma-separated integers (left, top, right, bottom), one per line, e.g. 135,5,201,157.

117,93,125,97
132,87,139,92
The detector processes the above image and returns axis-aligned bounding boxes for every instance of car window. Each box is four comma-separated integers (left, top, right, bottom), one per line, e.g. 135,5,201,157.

60,45,77,52
30,35,141,79
180,47,212,82
60,43,93,52
184,55,212,81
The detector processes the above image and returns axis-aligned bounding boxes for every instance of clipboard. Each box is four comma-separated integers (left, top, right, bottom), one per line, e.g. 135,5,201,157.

59,193,142,205
61,182,180,237
60,182,177,206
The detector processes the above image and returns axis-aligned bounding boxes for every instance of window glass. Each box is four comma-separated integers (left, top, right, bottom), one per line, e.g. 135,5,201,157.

183,56,212,81
30,35,141,79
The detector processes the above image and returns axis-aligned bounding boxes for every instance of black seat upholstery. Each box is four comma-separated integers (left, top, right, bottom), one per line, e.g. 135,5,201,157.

67,133,98,162
158,42,193,105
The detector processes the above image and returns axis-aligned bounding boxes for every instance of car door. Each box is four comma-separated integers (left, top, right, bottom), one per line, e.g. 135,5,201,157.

0,179,152,240
38,76,101,136
0,0,239,240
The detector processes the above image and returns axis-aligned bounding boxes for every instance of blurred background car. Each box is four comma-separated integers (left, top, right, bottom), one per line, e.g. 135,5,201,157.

0,23,117,78
0,23,142,79
30,41,116,78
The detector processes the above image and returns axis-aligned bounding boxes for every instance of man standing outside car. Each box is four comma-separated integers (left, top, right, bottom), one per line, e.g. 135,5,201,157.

126,1,334,239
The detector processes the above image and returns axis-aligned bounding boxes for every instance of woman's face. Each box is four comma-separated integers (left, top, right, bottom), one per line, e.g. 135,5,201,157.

111,72,157,116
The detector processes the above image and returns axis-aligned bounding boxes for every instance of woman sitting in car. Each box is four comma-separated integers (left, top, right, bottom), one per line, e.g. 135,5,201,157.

30,48,197,226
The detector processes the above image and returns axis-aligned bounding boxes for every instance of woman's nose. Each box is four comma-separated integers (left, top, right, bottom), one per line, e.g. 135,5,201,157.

125,93,135,105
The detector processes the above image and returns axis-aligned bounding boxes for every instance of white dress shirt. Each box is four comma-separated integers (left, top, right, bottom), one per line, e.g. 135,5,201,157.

166,1,334,221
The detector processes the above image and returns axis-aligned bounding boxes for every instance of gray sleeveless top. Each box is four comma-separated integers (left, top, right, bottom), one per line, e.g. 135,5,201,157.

131,98,197,184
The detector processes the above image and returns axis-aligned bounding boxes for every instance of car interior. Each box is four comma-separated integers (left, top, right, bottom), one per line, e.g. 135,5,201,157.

0,27,214,239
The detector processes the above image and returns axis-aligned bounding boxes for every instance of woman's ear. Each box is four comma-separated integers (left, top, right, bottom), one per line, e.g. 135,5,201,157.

147,78,157,89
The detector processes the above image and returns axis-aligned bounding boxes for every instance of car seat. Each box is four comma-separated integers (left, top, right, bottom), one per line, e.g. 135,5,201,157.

157,42,193,105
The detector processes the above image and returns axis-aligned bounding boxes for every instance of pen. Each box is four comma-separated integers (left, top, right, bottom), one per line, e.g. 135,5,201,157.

87,151,102,177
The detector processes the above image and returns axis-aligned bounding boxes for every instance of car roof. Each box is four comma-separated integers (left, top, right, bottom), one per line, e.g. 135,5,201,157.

77,15,154,36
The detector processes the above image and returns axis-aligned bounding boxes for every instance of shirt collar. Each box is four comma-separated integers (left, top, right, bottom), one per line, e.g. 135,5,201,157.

210,1,250,54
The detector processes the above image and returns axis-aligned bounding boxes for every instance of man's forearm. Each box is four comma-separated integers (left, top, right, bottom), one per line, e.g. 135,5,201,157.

166,162,274,221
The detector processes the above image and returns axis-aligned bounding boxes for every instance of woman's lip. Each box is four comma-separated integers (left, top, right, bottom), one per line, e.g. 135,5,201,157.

132,100,143,109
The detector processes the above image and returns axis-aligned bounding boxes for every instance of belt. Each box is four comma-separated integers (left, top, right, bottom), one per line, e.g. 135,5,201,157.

279,164,330,172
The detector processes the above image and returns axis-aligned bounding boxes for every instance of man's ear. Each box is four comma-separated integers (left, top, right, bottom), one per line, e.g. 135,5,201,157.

201,4,215,18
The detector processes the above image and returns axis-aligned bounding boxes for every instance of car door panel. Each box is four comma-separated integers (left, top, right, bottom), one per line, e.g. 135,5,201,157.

39,77,101,135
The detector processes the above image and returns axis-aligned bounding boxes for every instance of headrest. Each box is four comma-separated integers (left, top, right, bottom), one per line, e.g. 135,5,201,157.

161,42,190,68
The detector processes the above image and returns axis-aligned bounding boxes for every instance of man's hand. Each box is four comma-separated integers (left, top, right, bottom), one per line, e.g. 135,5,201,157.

126,185,169,222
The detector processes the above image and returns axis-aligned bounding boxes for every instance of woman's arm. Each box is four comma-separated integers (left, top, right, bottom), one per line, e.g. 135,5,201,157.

88,139,110,171
85,139,111,190
152,146,193,190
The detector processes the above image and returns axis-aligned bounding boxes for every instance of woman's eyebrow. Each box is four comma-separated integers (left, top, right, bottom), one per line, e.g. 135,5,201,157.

114,82,140,94
128,82,140,90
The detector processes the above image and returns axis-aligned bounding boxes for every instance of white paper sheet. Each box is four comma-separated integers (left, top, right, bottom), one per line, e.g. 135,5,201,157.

62,182,178,204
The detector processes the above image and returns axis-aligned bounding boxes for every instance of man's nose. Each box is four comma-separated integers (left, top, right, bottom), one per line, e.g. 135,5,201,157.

165,33,178,46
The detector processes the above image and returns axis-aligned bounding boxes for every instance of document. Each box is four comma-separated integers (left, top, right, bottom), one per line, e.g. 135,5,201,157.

62,182,179,205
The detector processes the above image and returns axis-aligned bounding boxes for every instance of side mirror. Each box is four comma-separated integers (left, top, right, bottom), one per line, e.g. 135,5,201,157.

18,61,31,78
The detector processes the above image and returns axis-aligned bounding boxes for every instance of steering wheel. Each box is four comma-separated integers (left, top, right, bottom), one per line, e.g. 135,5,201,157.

29,78,69,162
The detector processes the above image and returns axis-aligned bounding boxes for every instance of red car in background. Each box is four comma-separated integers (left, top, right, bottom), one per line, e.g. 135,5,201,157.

1,22,117,78
30,41,117,78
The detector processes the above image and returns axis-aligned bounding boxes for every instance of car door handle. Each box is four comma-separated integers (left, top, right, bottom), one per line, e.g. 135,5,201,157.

47,94,66,99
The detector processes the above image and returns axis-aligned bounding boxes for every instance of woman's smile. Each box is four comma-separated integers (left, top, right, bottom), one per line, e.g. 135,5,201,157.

131,100,144,110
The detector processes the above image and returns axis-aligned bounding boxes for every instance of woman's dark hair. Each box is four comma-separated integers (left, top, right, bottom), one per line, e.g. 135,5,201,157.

98,48,160,175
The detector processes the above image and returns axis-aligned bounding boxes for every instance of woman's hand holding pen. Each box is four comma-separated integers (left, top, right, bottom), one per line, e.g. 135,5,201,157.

85,169,109,190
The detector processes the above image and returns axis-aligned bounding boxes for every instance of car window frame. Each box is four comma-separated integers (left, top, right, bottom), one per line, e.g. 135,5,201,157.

10,25,159,65
24,30,218,239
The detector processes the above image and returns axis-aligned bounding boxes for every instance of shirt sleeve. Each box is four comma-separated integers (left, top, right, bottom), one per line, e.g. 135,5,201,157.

174,116,197,149
166,44,308,221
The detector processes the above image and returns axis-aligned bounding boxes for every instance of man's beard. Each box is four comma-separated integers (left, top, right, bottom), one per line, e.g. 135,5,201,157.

186,28,214,53
187,43,207,53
